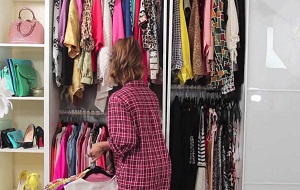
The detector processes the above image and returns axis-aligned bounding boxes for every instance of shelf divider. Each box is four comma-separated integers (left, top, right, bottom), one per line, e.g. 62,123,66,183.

0,146,44,154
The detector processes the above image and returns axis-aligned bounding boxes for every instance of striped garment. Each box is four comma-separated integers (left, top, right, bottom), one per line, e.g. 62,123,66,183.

197,107,206,167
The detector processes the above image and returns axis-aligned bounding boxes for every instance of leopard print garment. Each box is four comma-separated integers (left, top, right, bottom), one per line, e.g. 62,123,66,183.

139,0,158,51
80,0,95,52
188,0,204,78
108,0,115,16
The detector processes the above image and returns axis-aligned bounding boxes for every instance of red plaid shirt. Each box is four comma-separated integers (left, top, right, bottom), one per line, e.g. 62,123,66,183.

107,80,171,190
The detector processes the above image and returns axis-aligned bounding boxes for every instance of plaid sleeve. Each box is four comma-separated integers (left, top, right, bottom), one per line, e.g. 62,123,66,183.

107,95,138,159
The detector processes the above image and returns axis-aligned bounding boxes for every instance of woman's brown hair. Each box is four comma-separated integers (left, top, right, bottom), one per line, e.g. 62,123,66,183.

109,37,144,85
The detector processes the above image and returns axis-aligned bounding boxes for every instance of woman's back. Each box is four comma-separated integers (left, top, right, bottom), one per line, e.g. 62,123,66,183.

108,80,171,190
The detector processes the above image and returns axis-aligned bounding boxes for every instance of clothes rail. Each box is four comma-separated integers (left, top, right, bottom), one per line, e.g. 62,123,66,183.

58,109,106,116
171,84,221,91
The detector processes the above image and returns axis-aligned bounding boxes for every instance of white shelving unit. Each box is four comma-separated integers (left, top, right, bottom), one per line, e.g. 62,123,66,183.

0,43,45,48
0,0,50,189
0,146,44,154
8,97,45,101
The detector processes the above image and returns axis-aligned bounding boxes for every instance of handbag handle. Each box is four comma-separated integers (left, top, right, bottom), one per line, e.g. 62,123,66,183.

17,7,37,37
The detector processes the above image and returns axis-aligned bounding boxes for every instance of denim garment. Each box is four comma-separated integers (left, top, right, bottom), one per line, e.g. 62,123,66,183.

67,124,82,176
123,0,133,37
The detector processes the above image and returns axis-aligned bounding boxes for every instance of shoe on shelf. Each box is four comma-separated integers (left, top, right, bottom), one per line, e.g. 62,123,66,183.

24,173,39,190
21,124,36,149
17,170,28,190
35,126,44,149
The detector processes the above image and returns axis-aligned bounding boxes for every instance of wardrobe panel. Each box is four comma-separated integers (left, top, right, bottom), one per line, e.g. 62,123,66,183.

11,100,44,133
13,153,44,189
247,0,300,90
12,47,44,88
13,0,45,29
0,0,44,43
244,184,300,190
0,0,14,43
0,153,13,190
0,48,12,65
244,91,300,183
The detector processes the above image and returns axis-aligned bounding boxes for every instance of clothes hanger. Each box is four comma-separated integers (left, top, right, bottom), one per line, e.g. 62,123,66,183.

83,165,114,179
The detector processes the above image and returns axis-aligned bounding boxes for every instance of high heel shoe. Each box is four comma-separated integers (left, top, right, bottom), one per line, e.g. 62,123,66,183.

21,124,36,149
24,173,39,190
17,170,28,190
35,126,44,149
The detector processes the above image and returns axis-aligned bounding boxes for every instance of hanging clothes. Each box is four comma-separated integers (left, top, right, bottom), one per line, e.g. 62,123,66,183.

58,0,70,46
50,123,63,181
52,0,62,87
95,0,114,112
139,0,159,79
51,120,114,181
64,177,117,190
169,90,242,190
170,96,183,190
80,0,95,52
54,124,73,180
112,0,125,44
69,57,84,104
202,0,213,74
188,0,204,78
226,0,240,66
92,0,104,53
177,0,193,84
234,0,246,89
64,0,80,58
123,0,133,37
171,0,184,73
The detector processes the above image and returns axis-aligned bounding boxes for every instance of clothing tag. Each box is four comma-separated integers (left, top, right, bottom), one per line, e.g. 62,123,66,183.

233,63,238,71
150,70,157,79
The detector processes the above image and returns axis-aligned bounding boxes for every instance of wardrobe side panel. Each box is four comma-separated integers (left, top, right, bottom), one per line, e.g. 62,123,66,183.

0,153,13,190
0,0,13,43
13,153,44,189
47,0,58,185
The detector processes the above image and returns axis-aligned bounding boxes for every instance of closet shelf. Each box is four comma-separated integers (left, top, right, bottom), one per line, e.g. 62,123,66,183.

0,43,44,48
7,97,44,101
13,0,44,2
0,146,44,154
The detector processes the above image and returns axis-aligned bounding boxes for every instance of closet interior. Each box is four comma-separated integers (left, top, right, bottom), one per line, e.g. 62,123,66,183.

48,0,167,188
0,0,247,189
166,0,245,189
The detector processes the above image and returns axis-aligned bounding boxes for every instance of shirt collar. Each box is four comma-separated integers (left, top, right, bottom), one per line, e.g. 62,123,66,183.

124,80,147,87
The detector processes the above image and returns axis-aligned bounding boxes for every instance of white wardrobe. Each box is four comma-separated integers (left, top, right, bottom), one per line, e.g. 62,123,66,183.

242,0,300,189
0,0,50,189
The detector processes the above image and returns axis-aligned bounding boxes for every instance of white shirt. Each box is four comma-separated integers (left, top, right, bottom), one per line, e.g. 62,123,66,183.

64,177,117,190
226,0,240,65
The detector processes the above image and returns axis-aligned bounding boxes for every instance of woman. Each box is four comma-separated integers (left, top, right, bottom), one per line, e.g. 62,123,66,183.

88,37,171,189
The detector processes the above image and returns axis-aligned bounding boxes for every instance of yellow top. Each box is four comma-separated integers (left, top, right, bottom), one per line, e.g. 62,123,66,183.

64,0,80,58
69,57,84,103
177,0,193,84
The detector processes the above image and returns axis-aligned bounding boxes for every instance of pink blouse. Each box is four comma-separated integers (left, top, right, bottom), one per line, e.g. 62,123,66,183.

54,124,73,180
81,127,91,172
202,0,213,72
112,0,125,44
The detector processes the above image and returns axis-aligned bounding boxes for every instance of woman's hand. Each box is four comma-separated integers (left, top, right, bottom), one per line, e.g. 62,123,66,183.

88,141,110,162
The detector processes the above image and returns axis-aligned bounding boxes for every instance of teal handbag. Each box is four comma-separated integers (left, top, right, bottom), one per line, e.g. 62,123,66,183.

2,66,14,95
14,64,38,97
7,130,24,149
6,59,33,96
